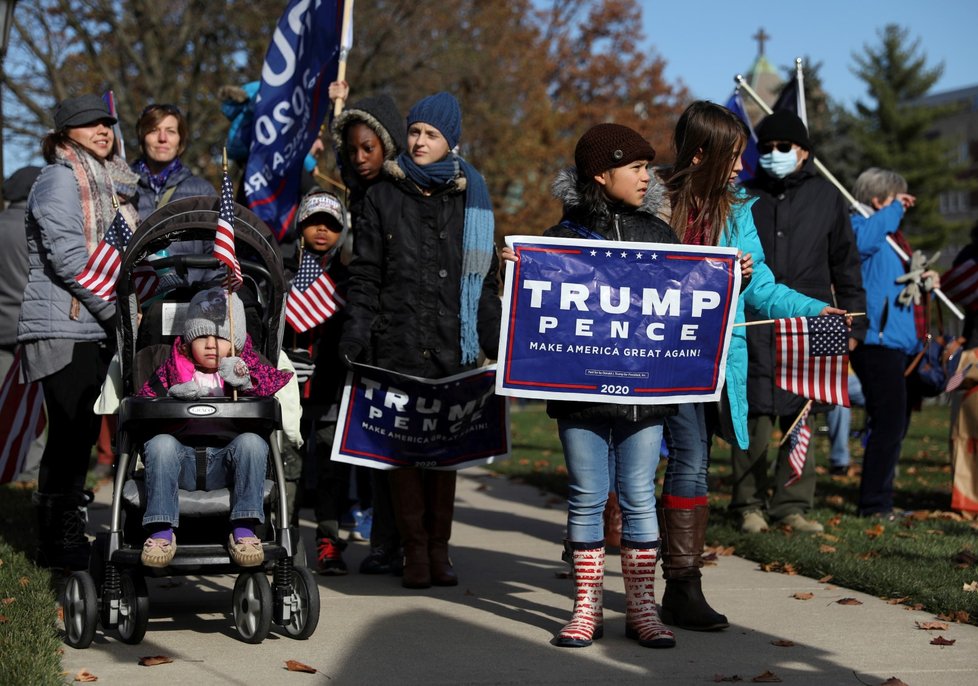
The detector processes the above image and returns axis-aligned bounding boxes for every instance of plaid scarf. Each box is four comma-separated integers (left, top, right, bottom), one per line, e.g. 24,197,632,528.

134,157,185,196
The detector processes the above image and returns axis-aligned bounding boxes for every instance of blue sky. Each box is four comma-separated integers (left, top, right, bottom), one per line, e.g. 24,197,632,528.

641,0,978,107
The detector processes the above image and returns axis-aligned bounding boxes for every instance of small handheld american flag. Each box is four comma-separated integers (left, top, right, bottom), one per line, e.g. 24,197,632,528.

784,404,812,487
286,251,344,333
775,315,850,407
214,165,243,291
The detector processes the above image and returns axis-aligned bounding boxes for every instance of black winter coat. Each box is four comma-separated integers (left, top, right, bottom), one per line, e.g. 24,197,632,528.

544,168,679,423
340,163,501,378
742,159,866,416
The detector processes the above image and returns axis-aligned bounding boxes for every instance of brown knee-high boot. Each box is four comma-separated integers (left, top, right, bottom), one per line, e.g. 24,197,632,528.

389,468,430,589
425,469,458,586
660,504,728,630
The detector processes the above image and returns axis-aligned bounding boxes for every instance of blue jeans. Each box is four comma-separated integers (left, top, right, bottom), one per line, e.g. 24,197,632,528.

142,433,268,527
662,403,710,498
557,418,663,543
826,373,866,469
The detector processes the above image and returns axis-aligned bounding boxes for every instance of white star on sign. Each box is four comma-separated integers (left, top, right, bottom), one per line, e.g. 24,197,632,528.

650,253,658,260
635,252,643,259
620,251,628,258
605,250,613,257
590,250,597,256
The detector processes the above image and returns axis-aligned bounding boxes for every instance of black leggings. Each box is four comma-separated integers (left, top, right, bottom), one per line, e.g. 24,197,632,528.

37,341,113,495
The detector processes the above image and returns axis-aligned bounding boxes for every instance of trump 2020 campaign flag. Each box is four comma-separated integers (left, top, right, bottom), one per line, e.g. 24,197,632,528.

725,90,760,182
243,0,347,241
332,364,510,470
497,236,741,404
774,315,850,407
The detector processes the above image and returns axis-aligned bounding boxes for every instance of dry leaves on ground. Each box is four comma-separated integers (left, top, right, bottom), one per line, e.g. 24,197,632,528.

284,660,317,673
791,592,814,600
138,655,173,667
770,639,795,647
819,544,837,554
930,635,956,646
818,574,834,583
963,581,978,593
865,524,885,539
937,610,972,623
73,670,98,682
858,551,880,561
751,671,782,683
952,549,977,567
825,494,845,507
759,561,798,575
886,596,910,605
1,597,14,605
18,576,29,587
837,598,863,606
915,621,949,630
0,614,8,623
704,545,736,556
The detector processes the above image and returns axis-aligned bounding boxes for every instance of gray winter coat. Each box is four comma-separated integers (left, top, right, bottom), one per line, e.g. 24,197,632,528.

18,163,117,343
0,199,31,347
133,164,215,221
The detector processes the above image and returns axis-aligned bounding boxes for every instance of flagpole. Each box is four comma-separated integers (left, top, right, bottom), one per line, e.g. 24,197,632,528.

794,58,808,128
733,74,964,321
733,313,866,328
222,147,239,401
333,0,354,117
779,399,813,447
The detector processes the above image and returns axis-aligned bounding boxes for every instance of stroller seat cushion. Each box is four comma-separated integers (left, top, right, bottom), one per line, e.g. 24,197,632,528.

122,479,274,517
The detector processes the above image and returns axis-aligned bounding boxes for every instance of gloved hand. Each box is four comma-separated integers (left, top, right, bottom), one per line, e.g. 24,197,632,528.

337,342,363,369
219,356,254,390
896,249,941,307
286,348,316,384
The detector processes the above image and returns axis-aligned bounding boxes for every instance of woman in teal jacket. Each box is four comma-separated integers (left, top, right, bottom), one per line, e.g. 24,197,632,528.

656,101,842,632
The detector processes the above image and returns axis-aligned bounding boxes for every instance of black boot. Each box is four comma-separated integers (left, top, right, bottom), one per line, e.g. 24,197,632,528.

659,505,728,631
33,491,93,572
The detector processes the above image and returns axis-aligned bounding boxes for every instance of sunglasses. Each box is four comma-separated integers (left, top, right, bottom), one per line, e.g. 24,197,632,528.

758,141,795,154
140,103,182,118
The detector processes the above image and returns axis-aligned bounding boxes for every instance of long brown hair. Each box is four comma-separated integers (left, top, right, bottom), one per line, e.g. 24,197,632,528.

665,101,749,245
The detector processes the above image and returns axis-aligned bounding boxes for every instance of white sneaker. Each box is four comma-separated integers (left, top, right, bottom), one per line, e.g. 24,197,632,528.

740,510,769,534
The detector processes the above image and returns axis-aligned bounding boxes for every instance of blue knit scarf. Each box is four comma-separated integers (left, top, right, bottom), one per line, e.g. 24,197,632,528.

397,152,494,365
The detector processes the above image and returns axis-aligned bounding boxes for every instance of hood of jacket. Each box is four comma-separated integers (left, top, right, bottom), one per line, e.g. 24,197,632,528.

550,166,668,222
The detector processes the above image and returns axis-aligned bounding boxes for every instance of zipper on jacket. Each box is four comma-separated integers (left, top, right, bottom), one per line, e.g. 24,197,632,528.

613,213,623,241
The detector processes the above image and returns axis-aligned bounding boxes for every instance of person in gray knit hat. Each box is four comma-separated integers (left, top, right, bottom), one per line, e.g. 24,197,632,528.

182,287,247,353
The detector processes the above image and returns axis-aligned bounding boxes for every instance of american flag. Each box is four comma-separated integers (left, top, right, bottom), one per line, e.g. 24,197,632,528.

945,362,974,394
775,315,850,407
942,259,978,313
214,169,243,290
286,251,344,333
0,350,46,484
784,404,812,488
75,209,133,301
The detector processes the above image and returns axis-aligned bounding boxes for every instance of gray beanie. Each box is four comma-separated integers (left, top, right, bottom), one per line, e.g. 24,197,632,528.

183,288,246,351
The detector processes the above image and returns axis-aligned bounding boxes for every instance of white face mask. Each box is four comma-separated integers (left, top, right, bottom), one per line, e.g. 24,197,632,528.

758,148,798,178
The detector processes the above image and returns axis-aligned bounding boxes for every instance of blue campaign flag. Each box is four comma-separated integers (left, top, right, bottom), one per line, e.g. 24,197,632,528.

332,364,510,470
725,90,760,182
497,236,741,405
243,0,346,241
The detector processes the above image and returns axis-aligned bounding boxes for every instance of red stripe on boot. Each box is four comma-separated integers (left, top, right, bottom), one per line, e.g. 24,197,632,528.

661,494,708,509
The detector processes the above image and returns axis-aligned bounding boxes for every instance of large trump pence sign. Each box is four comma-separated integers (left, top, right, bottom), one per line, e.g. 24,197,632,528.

497,236,741,404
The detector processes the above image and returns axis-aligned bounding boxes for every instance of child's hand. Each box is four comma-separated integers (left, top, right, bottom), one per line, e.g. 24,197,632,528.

219,356,254,391
500,246,518,263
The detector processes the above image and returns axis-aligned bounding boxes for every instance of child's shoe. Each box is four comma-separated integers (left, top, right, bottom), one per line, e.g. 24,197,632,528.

349,508,373,542
316,537,348,575
141,534,177,568
340,505,363,530
228,533,264,567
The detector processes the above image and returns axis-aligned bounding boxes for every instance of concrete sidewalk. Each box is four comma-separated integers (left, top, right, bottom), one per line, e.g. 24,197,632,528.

61,469,978,685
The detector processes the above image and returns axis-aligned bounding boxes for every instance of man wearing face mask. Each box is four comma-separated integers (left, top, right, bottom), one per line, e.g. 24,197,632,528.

729,110,865,534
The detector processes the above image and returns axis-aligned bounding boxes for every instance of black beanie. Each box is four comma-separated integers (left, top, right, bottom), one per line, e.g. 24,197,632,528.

755,110,811,150
575,123,656,179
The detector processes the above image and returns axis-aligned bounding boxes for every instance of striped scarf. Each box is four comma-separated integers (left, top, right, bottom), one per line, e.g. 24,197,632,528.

397,152,494,364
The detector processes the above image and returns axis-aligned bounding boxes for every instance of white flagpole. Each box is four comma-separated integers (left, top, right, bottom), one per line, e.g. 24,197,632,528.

734,74,965,320
333,0,355,117
794,58,808,128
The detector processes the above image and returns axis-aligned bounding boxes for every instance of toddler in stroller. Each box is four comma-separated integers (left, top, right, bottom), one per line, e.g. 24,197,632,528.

136,287,292,568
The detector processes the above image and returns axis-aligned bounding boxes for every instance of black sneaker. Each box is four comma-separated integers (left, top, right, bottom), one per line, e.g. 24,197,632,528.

359,546,393,574
316,537,348,575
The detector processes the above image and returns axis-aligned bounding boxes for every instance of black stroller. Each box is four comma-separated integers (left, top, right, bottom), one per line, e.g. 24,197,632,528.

62,196,319,647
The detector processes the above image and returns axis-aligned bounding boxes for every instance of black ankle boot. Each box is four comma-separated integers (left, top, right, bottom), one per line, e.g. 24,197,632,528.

33,491,92,571
660,577,729,631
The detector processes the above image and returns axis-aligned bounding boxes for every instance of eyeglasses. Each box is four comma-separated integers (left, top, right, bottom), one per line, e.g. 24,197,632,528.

758,141,795,155
140,103,182,118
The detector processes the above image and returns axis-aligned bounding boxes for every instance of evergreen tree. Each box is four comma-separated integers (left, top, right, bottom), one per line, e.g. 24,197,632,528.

850,24,967,250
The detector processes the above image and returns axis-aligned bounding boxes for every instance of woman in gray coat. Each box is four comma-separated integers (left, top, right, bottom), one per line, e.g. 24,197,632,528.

18,94,140,570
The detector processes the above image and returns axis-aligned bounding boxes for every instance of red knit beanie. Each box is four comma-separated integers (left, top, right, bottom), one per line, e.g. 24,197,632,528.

574,123,656,179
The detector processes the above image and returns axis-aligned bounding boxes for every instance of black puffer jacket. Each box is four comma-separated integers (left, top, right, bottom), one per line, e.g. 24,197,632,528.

340,161,501,378
743,158,866,416
544,168,679,423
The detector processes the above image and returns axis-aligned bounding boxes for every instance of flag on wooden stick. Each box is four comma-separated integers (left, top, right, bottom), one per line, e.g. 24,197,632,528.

775,314,850,407
784,403,812,487
75,209,134,302
286,251,344,333
214,168,243,291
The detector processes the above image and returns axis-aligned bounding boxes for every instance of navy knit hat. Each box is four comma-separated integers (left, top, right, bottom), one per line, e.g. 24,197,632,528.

755,110,811,150
407,92,461,149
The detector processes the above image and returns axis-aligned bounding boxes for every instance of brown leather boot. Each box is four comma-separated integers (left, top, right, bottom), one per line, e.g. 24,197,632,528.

389,468,430,589
659,505,728,631
603,492,622,550
425,470,458,586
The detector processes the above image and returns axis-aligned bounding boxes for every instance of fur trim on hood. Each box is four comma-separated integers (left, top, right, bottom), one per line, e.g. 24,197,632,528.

550,166,666,219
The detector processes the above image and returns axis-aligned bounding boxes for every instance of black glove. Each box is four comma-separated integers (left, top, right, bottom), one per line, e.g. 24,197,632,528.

101,314,118,338
285,348,316,383
337,342,363,369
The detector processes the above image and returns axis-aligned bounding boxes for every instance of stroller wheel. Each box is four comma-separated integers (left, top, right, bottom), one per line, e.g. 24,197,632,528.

232,572,272,644
117,571,149,645
62,571,98,649
281,565,320,640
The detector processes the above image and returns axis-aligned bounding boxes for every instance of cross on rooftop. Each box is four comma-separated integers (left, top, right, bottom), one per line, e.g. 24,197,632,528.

753,27,770,55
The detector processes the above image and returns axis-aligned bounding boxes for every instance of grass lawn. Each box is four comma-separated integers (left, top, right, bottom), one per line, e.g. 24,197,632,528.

497,401,978,625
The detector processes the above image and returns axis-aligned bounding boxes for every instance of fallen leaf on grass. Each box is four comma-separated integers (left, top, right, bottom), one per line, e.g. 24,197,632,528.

759,561,798,575
1,597,14,605
916,621,949,630
886,596,910,605
837,598,863,606
930,635,955,646
879,678,909,686
18,577,29,587
284,660,317,674
865,524,885,539
858,551,880,561
57,607,64,622
963,581,978,593
771,639,795,647
818,533,840,542
0,614,8,623
925,529,946,536
791,592,814,600
818,575,834,583
906,603,926,611
826,515,843,527
138,656,173,667
704,545,735,556
713,676,743,683
73,670,98,682
825,495,845,507
751,671,782,683
937,610,971,623
819,544,837,554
